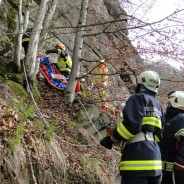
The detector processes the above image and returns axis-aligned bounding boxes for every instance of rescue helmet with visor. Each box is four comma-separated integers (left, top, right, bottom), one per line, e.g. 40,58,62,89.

168,91,184,110
136,70,160,93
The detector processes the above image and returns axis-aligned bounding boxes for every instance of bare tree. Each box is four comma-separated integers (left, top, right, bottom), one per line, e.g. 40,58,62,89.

24,0,50,93
64,0,89,103
14,0,31,72
23,0,32,32
39,0,58,52
13,0,24,72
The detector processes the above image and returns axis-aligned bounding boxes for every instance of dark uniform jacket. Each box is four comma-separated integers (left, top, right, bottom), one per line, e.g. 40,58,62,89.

112,87,164,177
22,29,32,54
159,107,184,174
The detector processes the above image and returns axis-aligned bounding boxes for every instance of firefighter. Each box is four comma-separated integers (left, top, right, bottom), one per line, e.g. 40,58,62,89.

22,28,32,55
159,91,184,184
46,43,72,79
93,59,109,110
100,70,164,184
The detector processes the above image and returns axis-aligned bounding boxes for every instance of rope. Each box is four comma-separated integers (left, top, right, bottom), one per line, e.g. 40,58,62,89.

75,94,120,184
23,59,120,183
22,58,97,147
22,59,49,127
76,94,103,139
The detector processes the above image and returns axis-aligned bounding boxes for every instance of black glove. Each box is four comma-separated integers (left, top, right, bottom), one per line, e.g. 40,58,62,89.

100,136,113,149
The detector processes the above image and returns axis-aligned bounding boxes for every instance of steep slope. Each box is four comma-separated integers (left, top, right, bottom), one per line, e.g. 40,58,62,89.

0,57,121,184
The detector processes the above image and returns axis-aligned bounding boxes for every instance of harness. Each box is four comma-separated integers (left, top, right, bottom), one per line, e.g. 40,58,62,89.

162,161,174,171
126,132,154,144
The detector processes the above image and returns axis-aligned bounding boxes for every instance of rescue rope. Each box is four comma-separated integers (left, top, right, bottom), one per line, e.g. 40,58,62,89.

22,59,97,147
22,59,49,127
75,94,103,139
75,95,121,184
174,162,184,168
23,60,120,183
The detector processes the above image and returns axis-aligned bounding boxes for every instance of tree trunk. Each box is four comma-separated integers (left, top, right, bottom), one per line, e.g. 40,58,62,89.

24,0,49,93
39,0,58,52
23,0,31,32
13,0,23,72
65,0,89,103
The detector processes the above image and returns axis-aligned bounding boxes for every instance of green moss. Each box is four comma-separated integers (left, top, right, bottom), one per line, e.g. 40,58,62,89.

0,62,24,84
8,80,28,99
46,122,57,141
68,137,78,144
0,62,41,100
5,123,24,153
80,156,101,172
67,119,79,128
0,0,16,50
0,36,14,55
67,169,86,183
13,122,25,144
32,76,41,99
33,119,45,134
4,0,17,32
21,105,34,120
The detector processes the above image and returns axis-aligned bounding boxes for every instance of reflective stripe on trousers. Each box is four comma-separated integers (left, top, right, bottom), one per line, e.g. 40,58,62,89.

120,160,162,171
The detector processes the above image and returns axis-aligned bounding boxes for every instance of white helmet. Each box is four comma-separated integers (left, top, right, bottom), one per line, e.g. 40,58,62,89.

136,71,160,93
168,91,184,110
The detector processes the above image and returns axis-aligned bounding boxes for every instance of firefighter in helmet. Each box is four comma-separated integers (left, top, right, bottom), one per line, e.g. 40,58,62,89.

93,59,109,110
100,70,164,184
46,43,72,79
159,91,184,184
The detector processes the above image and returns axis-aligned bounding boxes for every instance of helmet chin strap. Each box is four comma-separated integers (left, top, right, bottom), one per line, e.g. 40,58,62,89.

135,84,140,93
135,84,146,93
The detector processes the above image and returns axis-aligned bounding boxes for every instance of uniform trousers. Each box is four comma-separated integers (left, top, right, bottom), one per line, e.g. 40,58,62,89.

121,175,161,184
161,170,184,184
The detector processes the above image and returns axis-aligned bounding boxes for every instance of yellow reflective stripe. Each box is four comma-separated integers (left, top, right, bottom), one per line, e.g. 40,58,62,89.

60,68,71,72
117,122,134,140
22,38,30,42
120,160,162,171
154,135,160,142
174,129,184,137
142,117,161,129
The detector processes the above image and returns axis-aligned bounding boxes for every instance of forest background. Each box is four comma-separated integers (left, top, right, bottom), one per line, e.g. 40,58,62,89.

0,0,184,183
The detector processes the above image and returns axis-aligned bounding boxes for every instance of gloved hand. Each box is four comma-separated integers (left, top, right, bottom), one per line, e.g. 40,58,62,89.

100,136,113,149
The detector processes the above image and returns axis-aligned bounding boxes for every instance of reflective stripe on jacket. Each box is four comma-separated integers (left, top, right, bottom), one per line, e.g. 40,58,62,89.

22,38,30,42
22,31,31,43
57,49,72,72
113,89,164,177
142,116,162,128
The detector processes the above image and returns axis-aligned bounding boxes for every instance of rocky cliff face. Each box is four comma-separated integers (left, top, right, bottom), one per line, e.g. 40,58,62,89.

1,0,141,102
2,0,184,114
